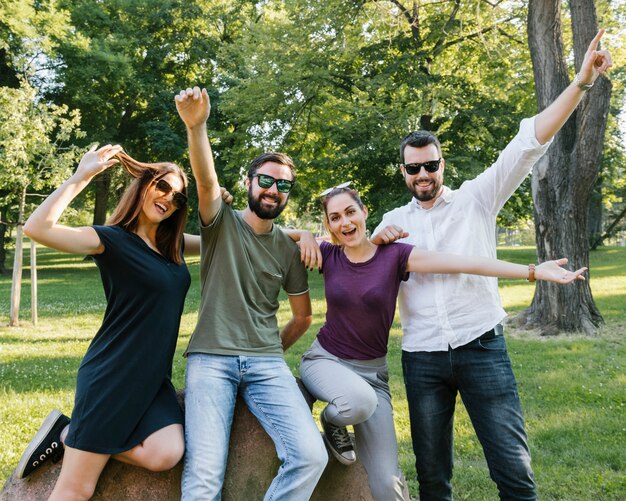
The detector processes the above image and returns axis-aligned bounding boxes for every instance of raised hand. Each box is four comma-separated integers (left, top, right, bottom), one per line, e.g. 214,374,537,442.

75,144,122,181
578,29,613,85
175,87,210,130
535,258,587,284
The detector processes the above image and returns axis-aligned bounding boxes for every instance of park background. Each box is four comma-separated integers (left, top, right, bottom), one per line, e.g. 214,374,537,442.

1,0,625,499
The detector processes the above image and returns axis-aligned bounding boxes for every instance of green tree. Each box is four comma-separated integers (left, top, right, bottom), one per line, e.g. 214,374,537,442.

0,82,83,325
216,0,537,227
517,0,613,334
51,0,260,228
0,0,72,273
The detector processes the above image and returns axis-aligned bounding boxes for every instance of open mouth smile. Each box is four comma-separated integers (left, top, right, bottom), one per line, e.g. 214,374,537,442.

260,195,280,206
415,179,433,190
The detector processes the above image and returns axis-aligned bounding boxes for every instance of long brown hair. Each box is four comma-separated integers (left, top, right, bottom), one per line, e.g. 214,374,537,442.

107,151,188,264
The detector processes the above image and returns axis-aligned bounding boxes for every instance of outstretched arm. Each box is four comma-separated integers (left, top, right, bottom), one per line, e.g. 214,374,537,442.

175,87,221,226
534,29,613,145
407,248,586,284
23,144,122,255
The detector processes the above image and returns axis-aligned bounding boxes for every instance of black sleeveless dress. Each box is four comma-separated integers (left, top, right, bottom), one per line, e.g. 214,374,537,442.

64,225,190,453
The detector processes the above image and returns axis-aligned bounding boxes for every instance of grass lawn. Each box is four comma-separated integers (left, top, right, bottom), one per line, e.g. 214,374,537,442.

1,245,625,499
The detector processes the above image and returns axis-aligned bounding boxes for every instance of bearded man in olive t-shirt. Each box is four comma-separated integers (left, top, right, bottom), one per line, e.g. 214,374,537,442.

175,86,327,501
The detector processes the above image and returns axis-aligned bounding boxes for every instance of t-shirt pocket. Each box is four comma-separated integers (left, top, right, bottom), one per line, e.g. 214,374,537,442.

258,270,283,299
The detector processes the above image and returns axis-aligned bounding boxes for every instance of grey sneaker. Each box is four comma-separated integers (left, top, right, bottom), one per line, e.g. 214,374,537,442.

16,410,70,479
320,409,356,465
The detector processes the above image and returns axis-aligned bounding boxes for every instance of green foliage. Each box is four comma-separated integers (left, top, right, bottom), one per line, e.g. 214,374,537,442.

0,0,624,236
0,0,72,85
213,0,539,228
1,245,625,498
0,82,84,209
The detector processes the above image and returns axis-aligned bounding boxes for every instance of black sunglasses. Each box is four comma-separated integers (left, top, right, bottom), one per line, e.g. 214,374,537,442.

403,159,442,175
251,174,294,193
154,178,187,209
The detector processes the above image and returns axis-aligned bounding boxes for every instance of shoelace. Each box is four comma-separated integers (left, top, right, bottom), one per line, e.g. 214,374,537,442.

328,424,353,450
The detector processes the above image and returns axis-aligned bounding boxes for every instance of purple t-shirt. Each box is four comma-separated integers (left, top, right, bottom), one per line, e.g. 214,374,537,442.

317,241,413,360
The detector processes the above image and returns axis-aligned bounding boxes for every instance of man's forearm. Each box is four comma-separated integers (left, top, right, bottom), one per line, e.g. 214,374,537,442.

187,123,218,191
534,82,587,145
280,315,312,351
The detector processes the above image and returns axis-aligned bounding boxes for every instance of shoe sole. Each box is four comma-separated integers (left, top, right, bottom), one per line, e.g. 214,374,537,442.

321,433,356,466
15,409,63,479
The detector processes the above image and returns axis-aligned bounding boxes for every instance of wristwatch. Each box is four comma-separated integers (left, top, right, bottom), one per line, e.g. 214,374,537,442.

573,73,594,91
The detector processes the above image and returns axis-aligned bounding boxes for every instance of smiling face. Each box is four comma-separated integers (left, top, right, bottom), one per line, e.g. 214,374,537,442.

401,143,445,208
141,172,185,223
324,192,368,247
246,161,293,220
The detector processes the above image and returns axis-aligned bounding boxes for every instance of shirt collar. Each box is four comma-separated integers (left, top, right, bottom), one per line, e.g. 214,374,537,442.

410,186,453,211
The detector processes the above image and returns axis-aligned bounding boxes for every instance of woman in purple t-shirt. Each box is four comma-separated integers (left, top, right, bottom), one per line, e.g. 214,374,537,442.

299,185,585,501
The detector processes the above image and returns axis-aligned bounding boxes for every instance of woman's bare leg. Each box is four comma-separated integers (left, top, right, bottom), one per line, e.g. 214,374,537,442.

113,424,184,472
48,446,110,501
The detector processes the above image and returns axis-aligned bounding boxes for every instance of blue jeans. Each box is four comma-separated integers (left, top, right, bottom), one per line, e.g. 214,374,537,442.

182,353,328,501
402,333,536,501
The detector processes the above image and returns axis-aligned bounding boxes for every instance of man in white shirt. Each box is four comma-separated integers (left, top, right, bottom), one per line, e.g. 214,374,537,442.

373,31,612,500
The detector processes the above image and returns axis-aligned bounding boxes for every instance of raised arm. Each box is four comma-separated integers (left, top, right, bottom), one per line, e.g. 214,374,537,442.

407,248,586,284
175,87,221,225
534,29,613,145
182,187,234,257
23,144,122,255
280,293,313,351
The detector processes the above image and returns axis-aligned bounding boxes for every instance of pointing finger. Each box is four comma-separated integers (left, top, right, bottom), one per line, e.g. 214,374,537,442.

588,28,605,52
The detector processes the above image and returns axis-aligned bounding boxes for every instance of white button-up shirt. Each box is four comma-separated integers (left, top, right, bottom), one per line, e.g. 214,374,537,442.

375,117,552,352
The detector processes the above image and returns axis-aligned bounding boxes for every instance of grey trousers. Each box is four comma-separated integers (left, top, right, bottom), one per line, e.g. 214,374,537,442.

300,340,408,501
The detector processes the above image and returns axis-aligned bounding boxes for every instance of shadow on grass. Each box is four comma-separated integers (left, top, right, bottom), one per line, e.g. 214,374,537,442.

0,335,93,345
0,354,82,393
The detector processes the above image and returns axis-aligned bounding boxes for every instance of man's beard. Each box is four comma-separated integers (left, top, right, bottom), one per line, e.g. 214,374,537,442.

248,190,288,220
407,177,442,202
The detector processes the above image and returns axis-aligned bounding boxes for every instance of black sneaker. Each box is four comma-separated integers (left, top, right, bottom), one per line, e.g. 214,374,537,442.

320,408,356,465
16,410,70,479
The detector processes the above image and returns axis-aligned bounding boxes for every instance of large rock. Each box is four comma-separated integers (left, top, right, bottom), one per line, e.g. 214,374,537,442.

2,388,376,500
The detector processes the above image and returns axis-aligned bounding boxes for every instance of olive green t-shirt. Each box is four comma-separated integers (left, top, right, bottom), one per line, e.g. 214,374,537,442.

185,202,309,357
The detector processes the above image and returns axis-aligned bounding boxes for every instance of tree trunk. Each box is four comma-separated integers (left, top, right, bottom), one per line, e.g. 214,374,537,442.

92,170,111,225
0,205,8,275
590,204,626,250
30,239,38,326
9,187,26,326
587,176,603,246
516,0,610,335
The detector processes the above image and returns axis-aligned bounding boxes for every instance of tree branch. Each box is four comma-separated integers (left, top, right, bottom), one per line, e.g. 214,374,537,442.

432,18,516,57
590,204,626,250
371,0,414,25
432,0,461,55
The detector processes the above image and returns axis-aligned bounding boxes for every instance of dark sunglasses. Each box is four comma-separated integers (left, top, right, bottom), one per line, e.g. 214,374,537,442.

403,159,442,175
154,179,187,209
251,174,294,193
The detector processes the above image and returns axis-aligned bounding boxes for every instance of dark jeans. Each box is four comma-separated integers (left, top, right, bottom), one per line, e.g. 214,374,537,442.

402,331,537,501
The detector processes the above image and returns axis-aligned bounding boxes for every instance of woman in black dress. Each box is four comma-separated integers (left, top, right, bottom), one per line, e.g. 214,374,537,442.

17,143,199,500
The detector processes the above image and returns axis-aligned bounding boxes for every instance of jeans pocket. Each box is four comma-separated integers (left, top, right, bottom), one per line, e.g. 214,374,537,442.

477,335,506,351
